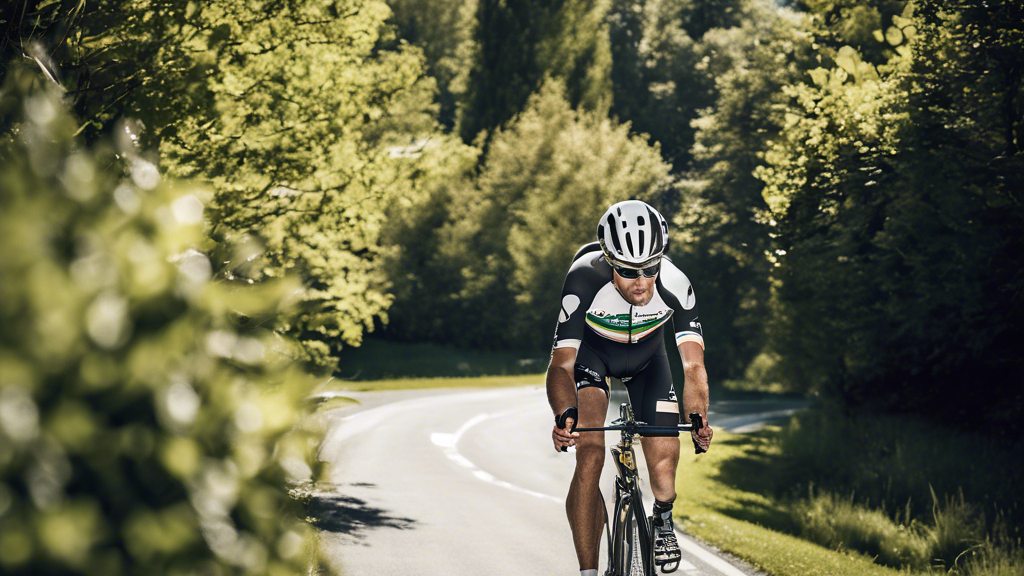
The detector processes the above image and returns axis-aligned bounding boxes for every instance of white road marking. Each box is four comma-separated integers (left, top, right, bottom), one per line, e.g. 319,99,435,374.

331,386,760,576
677,533,750,576
430,406,564,504
429,405,750,576
677,559,697,571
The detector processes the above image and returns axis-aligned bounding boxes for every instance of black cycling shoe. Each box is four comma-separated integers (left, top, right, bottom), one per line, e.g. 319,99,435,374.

653,512,682,573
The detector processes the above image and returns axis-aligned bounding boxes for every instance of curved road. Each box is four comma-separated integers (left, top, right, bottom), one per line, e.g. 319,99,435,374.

312,385,805,575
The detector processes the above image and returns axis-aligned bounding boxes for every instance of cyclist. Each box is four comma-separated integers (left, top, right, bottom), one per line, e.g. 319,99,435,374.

547,200,713,576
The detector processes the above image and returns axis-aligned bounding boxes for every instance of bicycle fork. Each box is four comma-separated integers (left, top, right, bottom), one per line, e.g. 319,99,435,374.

610,442,655,575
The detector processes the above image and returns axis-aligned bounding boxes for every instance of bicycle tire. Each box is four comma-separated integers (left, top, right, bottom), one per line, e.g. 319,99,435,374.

611,492,645,575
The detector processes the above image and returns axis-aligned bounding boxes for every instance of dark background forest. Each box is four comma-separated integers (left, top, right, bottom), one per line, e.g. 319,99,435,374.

2,0,1023,573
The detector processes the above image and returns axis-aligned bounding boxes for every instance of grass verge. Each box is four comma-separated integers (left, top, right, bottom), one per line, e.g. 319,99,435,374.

334,338,547,380
325,373,546,392
674,428,904,576
675,412,1024,576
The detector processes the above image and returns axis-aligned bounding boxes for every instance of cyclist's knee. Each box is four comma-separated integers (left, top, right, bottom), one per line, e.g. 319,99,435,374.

574,443,605,472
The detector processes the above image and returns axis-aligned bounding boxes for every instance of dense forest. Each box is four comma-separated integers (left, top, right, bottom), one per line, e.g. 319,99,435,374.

2,0,1022,572
4,0,1023,425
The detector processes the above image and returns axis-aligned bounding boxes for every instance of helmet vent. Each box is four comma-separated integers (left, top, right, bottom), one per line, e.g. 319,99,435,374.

597,200,668,266
606,214,623,254
648,207,663,254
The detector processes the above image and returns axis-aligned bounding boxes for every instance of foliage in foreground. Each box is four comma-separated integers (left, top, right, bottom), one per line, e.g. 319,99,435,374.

0,69,319,575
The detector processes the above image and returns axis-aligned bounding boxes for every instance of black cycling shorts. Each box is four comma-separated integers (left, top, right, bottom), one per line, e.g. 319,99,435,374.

573,334,682,437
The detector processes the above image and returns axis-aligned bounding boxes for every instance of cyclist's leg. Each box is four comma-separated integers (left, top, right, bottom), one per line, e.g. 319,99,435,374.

567,344,610,571
625,347,684,570
623,347,680,502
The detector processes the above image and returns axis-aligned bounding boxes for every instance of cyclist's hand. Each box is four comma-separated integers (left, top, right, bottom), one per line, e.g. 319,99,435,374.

553,417,579,453
691,422,713,454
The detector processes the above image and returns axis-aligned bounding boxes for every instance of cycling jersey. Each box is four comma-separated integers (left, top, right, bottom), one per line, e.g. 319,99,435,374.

552,242,704,435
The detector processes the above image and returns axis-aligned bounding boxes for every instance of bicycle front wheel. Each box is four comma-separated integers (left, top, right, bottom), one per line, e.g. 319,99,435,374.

611,493,644,576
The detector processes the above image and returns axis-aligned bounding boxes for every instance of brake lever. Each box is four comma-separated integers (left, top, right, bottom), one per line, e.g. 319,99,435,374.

688,413,707,454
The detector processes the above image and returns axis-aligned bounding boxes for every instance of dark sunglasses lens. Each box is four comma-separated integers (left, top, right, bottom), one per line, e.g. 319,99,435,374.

614,265,641,279
642,263,661,277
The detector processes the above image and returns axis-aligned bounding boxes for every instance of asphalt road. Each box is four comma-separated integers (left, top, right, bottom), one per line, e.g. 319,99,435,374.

312,385,806,575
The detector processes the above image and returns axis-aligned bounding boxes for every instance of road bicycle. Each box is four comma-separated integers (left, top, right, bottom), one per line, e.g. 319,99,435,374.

575,403,703,576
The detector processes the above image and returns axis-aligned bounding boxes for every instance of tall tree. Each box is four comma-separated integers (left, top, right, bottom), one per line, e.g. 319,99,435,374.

386,0,478,129
758,0,1024,429
607,0,746,171
458,0,613,143
3,0,444,371
677,2,816,380
383,80,673,350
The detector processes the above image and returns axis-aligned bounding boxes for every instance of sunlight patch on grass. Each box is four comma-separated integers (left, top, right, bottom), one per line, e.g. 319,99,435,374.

792,487,931,569
674,429,905,576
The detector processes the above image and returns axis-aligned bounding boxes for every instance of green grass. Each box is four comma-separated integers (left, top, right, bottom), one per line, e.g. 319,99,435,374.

334,338,548,380
673,409,1024,576
674,428,906,576
325,372,546,392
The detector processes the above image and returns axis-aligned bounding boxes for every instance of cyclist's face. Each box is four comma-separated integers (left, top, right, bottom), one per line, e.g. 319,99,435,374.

613,270,657,306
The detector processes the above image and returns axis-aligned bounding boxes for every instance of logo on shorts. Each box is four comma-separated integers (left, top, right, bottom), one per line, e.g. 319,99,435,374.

576,364,601,381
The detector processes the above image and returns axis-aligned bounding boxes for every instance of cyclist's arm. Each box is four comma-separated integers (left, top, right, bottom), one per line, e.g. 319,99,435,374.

678,341,713,451
548,248,598,420
547,346,577,418
548,347,579,451
678,341,709,422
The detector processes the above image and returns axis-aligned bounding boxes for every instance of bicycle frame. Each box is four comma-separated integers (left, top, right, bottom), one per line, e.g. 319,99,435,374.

575,403,702,576
609,420,655,575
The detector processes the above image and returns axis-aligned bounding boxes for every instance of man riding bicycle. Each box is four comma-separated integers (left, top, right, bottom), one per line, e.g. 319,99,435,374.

547,200,714,576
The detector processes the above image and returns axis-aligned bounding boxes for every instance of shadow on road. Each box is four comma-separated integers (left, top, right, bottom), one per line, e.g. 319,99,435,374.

303,483,416,539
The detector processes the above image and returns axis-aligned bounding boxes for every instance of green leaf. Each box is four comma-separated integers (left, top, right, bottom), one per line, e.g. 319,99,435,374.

886,26,904,46
835,45,861,76
809,67,830,86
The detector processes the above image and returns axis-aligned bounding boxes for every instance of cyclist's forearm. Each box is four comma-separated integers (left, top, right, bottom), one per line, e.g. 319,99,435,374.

546,366,576,415
681,363,710,419
677,342,709,420
544,344,577,412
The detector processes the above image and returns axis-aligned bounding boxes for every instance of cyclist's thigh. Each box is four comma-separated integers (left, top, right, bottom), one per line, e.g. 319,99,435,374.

623,347,680,437
574,343,610,447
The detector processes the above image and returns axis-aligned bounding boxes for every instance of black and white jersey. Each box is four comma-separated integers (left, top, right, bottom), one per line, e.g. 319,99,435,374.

552,242,704,352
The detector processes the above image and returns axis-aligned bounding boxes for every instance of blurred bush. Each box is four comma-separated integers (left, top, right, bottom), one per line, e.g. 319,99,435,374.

1,66,320,575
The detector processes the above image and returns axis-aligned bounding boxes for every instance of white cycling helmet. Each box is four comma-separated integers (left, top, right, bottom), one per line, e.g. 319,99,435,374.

596,200,669,268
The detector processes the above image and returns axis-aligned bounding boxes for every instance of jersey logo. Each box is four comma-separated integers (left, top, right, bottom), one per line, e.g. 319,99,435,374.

559,294,580,323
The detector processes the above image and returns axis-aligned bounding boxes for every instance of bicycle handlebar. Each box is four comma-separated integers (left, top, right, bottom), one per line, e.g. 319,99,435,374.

574,413,703,435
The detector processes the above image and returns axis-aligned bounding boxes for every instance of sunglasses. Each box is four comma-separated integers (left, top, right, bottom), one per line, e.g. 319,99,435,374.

612,261,661,279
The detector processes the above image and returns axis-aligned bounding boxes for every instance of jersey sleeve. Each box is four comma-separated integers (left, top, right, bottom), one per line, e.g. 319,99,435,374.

552,249,602,351
658,259,704,349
